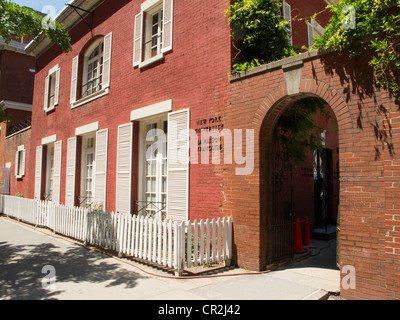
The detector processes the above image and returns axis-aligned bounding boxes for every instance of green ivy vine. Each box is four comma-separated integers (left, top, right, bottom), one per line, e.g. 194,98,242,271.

312,0,400,100
226,0,297,74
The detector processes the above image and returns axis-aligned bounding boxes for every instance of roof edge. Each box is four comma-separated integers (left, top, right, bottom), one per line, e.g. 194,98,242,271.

25,0,106,57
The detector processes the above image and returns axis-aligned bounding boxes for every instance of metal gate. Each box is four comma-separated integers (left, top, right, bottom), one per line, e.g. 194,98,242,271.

268,153,294,264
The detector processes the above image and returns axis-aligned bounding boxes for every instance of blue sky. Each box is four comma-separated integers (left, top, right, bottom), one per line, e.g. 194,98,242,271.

11,0,68,17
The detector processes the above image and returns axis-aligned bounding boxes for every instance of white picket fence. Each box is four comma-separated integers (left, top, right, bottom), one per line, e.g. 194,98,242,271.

0,195,233,275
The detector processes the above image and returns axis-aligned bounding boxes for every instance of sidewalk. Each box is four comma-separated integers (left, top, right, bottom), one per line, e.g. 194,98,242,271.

0,215,340,300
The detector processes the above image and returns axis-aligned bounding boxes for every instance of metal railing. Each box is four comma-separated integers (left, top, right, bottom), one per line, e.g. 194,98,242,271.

81,75,102,98
134,200,166,219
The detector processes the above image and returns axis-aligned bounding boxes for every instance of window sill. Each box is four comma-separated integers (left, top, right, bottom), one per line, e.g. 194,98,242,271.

139,53,164,69
45,105,55,114
71,88,109,109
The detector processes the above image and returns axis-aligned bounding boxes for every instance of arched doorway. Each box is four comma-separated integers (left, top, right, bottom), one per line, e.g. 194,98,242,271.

260,94,340,267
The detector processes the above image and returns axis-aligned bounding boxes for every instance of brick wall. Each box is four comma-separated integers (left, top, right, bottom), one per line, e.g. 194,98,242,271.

28,0,232,217
0,50,35,104
225,49,400,299
5,128,31,197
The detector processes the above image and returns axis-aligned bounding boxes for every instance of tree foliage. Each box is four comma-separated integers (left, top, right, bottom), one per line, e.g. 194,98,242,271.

0,0,71,53
274,98,333,169
227,0,296,73
0,1,71,123
312,0,400,98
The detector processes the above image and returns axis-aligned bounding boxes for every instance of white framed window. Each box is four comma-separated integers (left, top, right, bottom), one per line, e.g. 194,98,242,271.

66,123,108,209
34,140,62,202
80,134,96,207
282,0,292,46
45,144,55,201
15,145,26,179
44,64,60,113
307,18,325,48
133,0,174,68
70,33,112,109
140,117,168,218
82,39,104,98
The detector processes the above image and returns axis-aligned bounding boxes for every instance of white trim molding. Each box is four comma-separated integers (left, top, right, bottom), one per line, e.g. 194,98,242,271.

75,121,99,136
131,99,172,121
41,134,57,145
0,100,32,112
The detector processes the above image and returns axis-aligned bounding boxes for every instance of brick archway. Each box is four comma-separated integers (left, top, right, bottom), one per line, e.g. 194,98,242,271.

227,51,400,299
257,79,346,267
252,79,353,136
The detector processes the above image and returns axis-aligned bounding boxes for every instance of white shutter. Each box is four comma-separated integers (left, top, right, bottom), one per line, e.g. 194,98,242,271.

307,22,314,48
20,149,26,177
116,123,133,214
70,55,79,104
283,1,292,46
65,137,77,207
167,108,190,222
102,33,112,89
162,0,174,53
15,151,19,177
94,129,108,209
52,141,62,204
44,76,50,111
54,68,61,106
133,12,143,67
34,146,43,200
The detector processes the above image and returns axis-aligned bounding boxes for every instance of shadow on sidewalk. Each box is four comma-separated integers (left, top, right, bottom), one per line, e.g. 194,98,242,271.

0,238,147,300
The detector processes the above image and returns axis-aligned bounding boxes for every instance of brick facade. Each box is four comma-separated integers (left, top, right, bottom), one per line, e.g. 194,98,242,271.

226,49,400,299
27,0,232,214
17,0,400,300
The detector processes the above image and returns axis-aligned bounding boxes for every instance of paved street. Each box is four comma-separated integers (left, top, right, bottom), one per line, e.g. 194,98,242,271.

0,215,340,301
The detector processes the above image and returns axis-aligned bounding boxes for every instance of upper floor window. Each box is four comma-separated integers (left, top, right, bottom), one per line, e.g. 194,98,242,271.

307,18,325,48
44,64,60,113
133,0,174,68
282,0,292,46
83,40,104,97
70,33,112,109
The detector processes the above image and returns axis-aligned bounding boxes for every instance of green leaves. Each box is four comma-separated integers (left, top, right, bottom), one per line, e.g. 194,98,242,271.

274,98,330,168
0,0,71,53
312,0,400,98
227,0,295,73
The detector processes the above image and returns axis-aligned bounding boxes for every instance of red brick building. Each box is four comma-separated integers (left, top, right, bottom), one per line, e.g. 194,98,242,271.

0,34,35,196
19,0,399,300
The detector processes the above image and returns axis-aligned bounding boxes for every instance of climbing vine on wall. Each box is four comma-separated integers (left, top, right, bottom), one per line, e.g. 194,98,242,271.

312,0,400,100
226,0,297,74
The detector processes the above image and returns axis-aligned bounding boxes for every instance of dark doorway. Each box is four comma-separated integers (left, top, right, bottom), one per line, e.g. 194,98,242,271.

265,97,339,266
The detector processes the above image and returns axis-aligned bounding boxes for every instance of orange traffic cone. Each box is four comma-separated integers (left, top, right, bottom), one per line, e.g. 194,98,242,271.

294,217,304,253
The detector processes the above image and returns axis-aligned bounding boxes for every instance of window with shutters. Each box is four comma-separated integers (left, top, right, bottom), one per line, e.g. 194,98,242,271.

138,117,168,218
133,0,173,68
70,33,112,109
15,145,26,179
80,134,96,207
44,144,55,201
44,65,60,113
282,0,292,46
35,140,62,202
307,18,325,48
82,39,104,97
